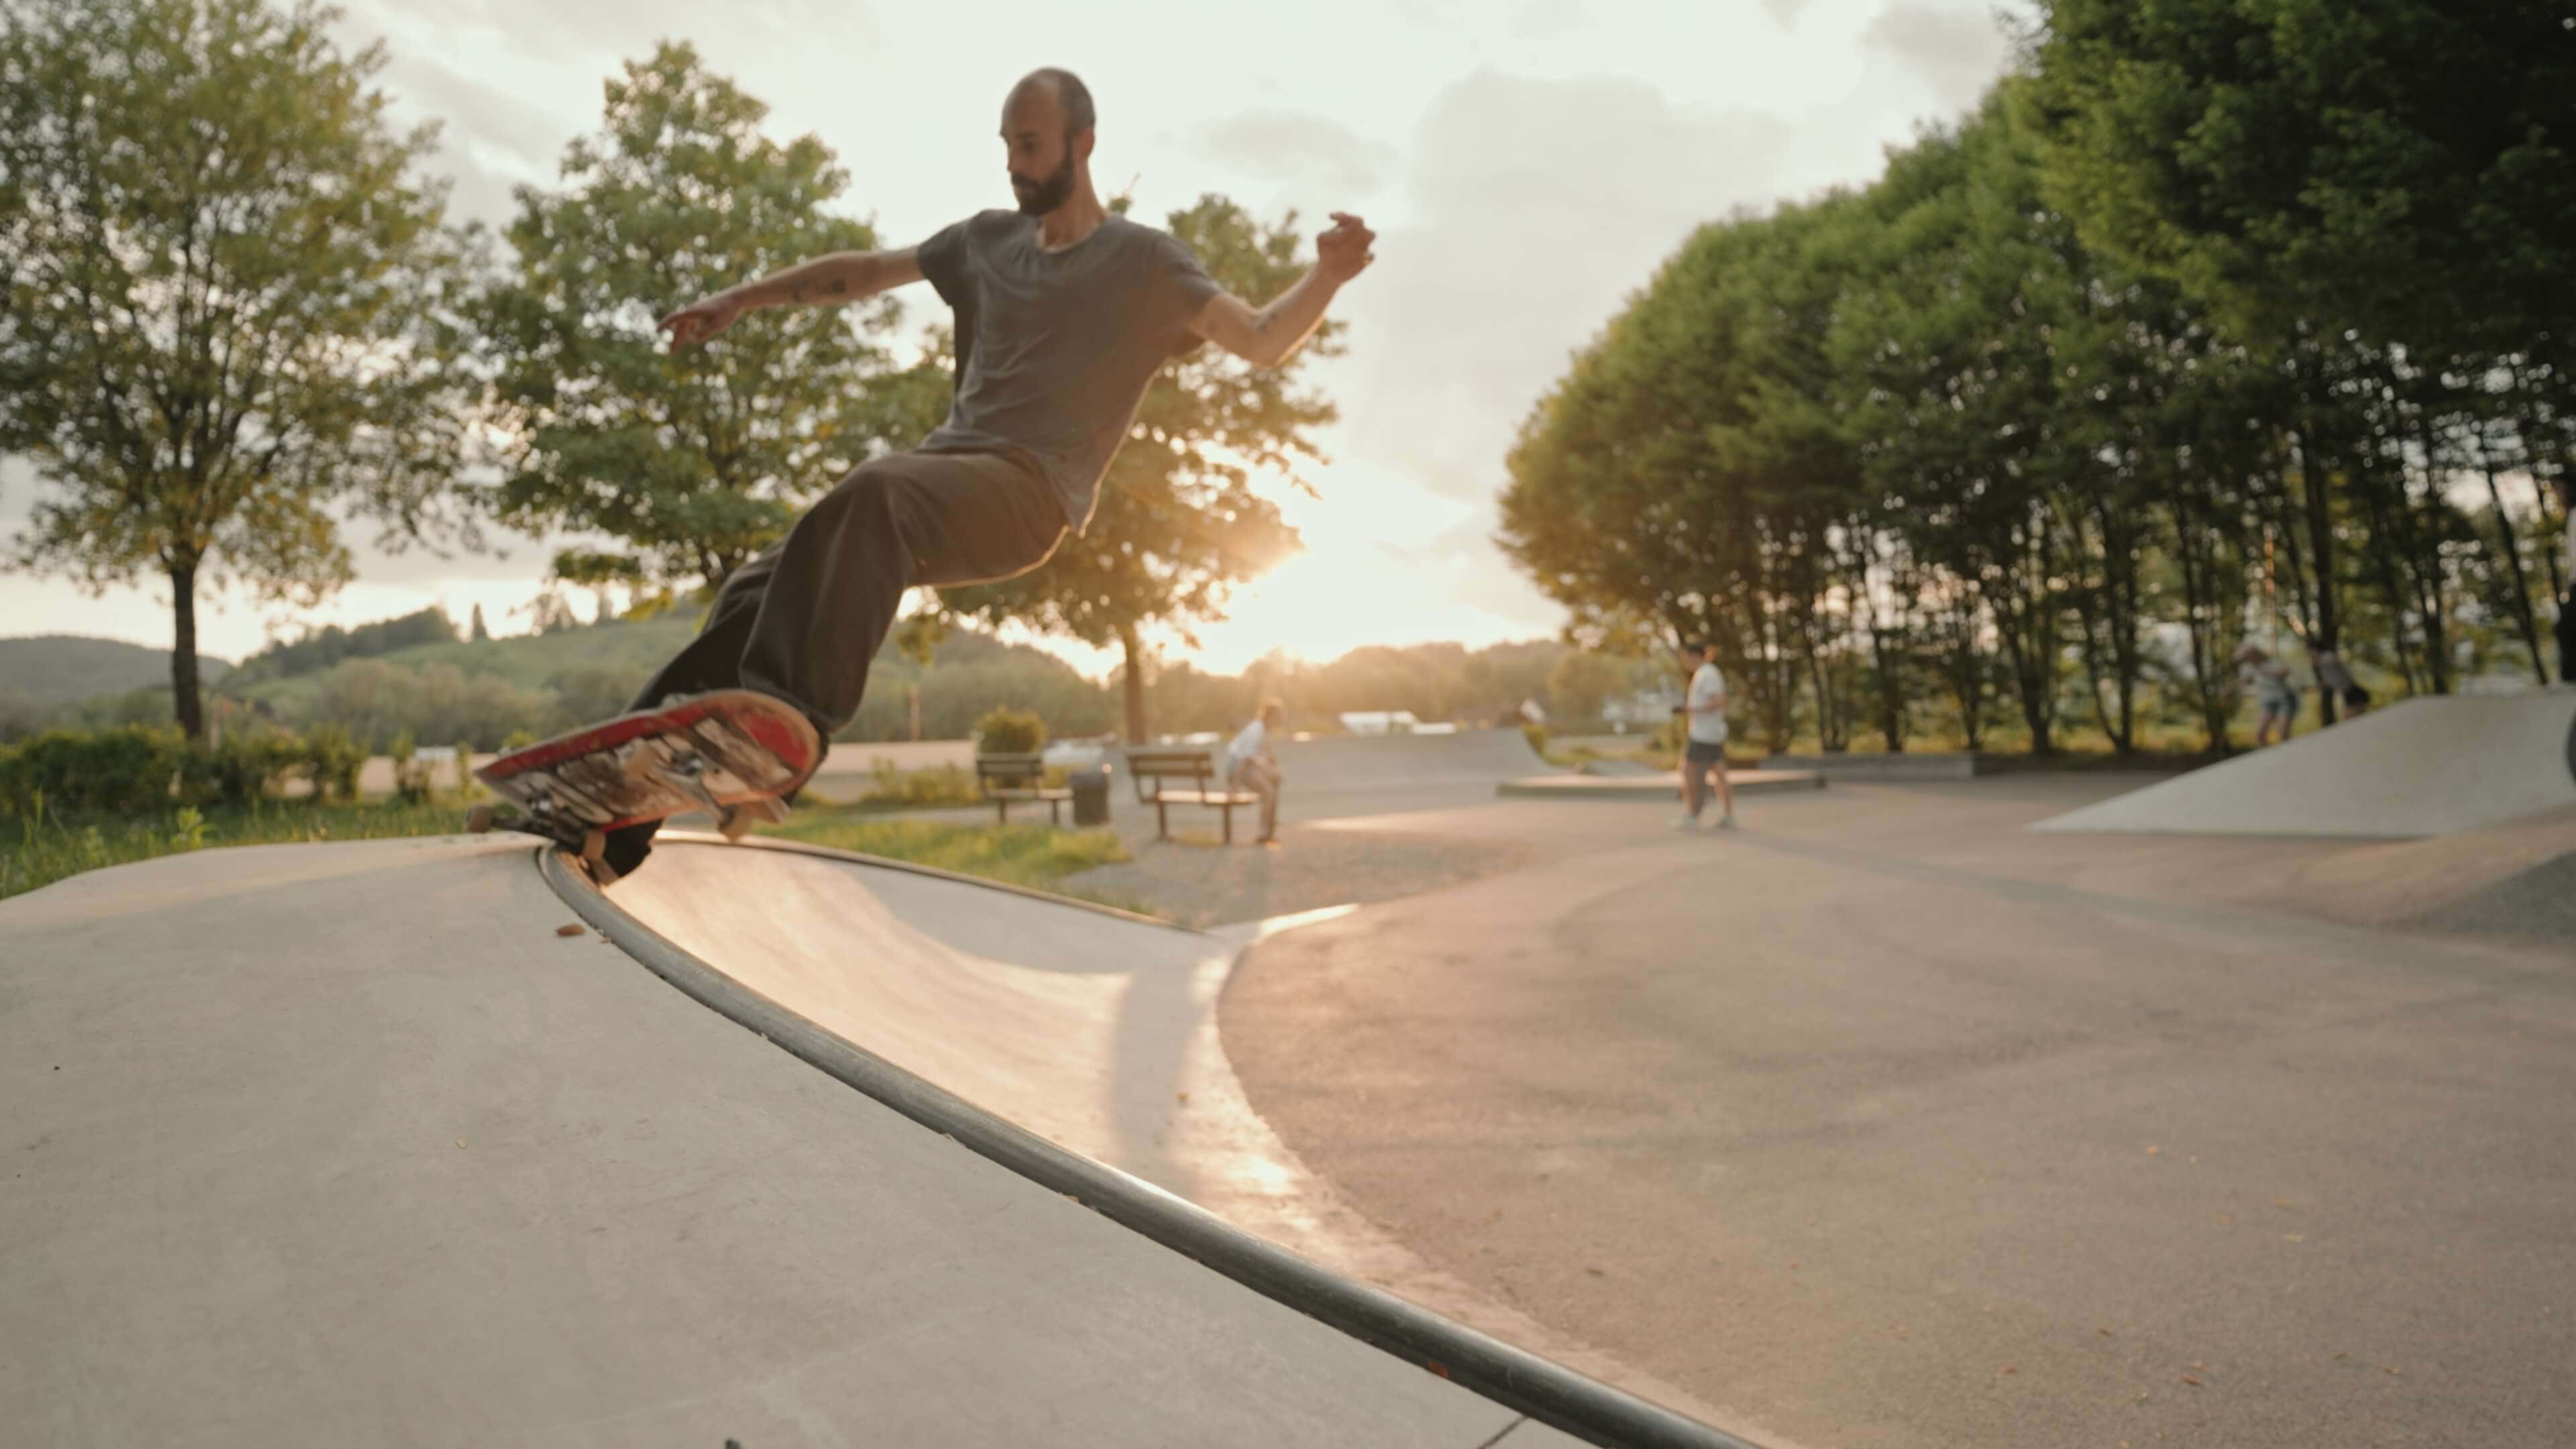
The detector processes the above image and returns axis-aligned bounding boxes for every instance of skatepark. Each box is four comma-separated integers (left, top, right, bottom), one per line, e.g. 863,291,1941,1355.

9,694,2576,1446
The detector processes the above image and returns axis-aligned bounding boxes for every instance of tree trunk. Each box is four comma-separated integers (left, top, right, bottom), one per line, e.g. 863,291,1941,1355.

1118,624,1149,744
2292,417,2345,723
170,561,205,742
2474,433,2549,684
908,684,922,742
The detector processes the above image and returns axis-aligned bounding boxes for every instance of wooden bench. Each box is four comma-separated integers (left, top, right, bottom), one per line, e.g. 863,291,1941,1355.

1125,748,1261,843
974,752,1071,825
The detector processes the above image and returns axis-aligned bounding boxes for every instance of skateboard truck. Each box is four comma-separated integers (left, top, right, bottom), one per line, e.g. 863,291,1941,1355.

464,800,617,882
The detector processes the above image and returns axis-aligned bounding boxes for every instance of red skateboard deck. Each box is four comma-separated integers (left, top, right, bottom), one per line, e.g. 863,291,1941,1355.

464,690,822,871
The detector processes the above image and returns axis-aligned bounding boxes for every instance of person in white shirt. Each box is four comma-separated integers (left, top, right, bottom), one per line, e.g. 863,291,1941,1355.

1224,698,1286,845
2232,642,2300,745
1674,640,1735,830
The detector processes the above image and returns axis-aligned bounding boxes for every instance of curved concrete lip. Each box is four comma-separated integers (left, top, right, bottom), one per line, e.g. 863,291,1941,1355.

555,831,1759,1449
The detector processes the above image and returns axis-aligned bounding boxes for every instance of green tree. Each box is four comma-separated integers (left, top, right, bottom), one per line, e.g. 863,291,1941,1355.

1545,650,1635,724
1499,217,1761,723
938,197,1319,743
2021,0,2576,365
0,0,481,739
474,42,920,601
892,604,948,742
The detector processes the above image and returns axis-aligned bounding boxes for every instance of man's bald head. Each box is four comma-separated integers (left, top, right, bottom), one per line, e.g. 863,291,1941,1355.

1002,68,1096,217
1010,67,1095,138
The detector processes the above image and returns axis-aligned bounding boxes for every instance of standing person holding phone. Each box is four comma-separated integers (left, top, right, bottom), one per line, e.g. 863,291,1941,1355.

1674,641,1736,832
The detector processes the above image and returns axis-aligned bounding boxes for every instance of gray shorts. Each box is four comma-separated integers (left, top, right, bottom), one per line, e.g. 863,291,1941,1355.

1684,739,1727,766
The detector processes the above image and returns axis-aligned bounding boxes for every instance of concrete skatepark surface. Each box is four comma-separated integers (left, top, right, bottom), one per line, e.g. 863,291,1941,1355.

1499,769,1823,801
2038,689,2576,838
2,835,1713,1448
11,718,2575,1446
1224,765,2576,1449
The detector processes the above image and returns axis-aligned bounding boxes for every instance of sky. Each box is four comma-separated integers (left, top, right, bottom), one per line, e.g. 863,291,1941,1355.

0,0,2021,680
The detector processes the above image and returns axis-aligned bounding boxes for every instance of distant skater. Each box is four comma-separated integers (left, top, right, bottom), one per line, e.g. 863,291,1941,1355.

1674,640,1735,831
2306,643,2369,720
1224,698,1286,845
2234,642,2300,746
604,68,1375,879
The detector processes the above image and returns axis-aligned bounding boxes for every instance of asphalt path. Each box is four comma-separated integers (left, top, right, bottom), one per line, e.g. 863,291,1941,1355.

1222,780,2576,1448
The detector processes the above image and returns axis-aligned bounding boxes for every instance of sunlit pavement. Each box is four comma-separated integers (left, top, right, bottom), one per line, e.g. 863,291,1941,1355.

1224,776,2576,1449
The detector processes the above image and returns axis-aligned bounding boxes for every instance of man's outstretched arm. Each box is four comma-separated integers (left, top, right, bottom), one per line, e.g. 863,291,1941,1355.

658,248,927,350
1190,212,1376,368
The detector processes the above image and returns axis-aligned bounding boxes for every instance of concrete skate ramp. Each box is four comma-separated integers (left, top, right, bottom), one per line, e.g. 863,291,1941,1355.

602,834,1239,1194
2037,690,2576,838
3,836,1737,1448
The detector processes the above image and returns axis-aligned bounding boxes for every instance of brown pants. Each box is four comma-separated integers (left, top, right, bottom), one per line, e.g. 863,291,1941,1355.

629,449,1064,732
609,449,1064,871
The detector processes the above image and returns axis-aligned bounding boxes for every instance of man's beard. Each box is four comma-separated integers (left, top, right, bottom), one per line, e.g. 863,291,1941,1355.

1012,143,1076,216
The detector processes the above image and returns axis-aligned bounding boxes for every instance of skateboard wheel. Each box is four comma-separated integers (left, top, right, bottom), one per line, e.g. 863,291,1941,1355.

716,806,753,842
464,804,496,835
580,828,606,863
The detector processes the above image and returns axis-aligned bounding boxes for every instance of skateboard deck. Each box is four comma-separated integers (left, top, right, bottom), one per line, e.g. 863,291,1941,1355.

464,690,822,876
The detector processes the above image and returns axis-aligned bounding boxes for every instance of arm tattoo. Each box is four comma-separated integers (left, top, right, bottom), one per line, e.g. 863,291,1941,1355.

790,279,810,303
828,278,847,295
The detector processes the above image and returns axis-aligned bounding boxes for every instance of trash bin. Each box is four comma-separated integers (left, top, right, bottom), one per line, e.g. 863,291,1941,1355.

1071,762,1112,827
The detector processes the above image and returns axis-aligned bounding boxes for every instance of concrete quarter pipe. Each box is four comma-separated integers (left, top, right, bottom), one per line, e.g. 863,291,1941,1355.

2037,690,2576,838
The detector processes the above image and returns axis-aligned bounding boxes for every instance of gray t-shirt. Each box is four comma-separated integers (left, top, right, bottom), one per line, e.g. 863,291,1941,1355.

914,210,1223,533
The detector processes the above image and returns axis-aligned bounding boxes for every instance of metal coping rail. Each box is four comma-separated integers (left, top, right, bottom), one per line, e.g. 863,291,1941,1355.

535,838,1764,1449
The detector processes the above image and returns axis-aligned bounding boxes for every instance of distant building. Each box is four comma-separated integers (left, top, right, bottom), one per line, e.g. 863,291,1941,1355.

1338,710,1421,735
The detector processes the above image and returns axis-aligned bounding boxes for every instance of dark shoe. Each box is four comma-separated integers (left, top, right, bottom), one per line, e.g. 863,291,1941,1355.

600,818,662,881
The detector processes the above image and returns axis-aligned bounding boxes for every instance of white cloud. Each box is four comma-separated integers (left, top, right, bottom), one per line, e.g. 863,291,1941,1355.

1325,69,1791,504
1864,2,2019,112
1198,110,1399,199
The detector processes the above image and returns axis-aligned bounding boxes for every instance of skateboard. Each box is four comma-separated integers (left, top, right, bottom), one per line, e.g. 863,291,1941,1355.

464,689,823,880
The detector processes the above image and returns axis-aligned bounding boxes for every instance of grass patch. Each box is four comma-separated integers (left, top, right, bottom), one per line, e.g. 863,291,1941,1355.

760,812,1146,913
5,786,1151,919
3,796,466,901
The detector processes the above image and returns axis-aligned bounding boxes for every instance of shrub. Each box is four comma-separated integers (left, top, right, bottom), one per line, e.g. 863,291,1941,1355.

179,730,307,808
500,729,540,751
0,725,189,816
303,725,364,802
863,757,983,809
389,731,435,804
973,706,1046,755
452,739,480,798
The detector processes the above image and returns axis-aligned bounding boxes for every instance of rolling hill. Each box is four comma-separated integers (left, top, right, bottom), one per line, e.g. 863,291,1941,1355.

0,635,231,704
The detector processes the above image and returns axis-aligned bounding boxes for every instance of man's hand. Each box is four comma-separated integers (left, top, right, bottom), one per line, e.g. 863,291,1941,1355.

657,292,746,352
1316,211,1376,284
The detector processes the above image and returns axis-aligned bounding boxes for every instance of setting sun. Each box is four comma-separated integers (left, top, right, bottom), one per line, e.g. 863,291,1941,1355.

1181,461,1523,675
